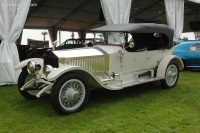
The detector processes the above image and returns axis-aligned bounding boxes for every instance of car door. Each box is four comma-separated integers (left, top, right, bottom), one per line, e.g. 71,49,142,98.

146,49,172,69
195,44,200,66
122,50,147,76
122,33,147,76
144,33,172,69
191,43,200,67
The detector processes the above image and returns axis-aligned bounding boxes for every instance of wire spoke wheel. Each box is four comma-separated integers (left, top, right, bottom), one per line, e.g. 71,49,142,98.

59,79,86,111
51,73,89,115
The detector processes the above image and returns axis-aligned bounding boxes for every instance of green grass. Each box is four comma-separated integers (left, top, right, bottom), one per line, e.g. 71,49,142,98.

0,71,200,133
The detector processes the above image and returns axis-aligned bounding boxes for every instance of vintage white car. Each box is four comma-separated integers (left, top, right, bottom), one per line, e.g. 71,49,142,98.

16,23,184,115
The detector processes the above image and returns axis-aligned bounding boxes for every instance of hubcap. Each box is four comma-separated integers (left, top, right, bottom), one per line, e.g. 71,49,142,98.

59,79,85,111
65,88,80,100
166,64,178,86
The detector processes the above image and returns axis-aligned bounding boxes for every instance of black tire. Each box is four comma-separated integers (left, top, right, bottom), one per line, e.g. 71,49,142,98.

160,61,179,89
18,68,48,99
50,73,90,115
18,69,38,99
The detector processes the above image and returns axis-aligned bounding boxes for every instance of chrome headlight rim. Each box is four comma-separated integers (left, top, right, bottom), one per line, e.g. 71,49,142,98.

129,41,135,48
43,65,54,78
27,61,41,75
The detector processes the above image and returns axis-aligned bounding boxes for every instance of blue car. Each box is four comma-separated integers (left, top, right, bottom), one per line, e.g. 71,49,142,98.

173,40,200,69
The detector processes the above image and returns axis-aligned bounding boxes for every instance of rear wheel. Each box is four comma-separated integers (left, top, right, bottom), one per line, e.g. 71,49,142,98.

50,73,90,115
160,61,179,89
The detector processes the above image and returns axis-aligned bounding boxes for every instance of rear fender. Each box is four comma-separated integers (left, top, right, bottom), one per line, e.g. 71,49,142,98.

157,55,184,79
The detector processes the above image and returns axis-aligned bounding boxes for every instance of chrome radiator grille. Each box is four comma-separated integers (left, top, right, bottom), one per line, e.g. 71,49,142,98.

64,55,109,75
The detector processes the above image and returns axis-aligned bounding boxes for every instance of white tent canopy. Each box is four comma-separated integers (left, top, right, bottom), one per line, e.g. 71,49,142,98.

164,0,185,40
0,0,31,85
101,0,198,41
23,0,199,32
100,0,132,44
100,0,132,24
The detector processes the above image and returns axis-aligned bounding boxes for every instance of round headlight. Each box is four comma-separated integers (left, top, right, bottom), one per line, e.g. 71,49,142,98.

43,65,54,78
27,61,41,74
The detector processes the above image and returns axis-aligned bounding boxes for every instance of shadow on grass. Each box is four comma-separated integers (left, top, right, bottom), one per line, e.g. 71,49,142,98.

88,82,164,107
190,69,200,72
13,82,166,116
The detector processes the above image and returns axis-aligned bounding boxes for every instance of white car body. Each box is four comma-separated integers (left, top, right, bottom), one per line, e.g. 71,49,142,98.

16,23,184,114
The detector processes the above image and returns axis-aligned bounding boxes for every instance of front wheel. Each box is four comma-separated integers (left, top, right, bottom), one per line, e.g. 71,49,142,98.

18,68,47,99
160,61,179,89
50,73,90,115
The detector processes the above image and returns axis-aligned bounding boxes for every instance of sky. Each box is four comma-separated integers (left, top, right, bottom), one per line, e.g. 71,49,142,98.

180,32,195,40
22,29,196,47
22,29,96,47
22,29,78,47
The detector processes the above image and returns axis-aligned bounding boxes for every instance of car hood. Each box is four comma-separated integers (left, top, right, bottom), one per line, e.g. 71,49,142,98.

52,45,122,58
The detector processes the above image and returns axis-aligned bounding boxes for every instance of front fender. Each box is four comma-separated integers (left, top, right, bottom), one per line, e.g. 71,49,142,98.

157,55,184,79
15,58,43,70
47,65,105,89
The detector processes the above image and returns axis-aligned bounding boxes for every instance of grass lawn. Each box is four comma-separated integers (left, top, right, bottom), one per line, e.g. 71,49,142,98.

0,71,200,133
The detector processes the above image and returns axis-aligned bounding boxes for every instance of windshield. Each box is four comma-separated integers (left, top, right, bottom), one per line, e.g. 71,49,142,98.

59,39,84,47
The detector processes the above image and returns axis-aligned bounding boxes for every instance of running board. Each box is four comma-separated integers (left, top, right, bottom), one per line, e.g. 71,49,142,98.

106,77,162,90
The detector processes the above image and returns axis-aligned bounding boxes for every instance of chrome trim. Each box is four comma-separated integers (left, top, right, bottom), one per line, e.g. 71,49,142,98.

20,79,36,91
64,55,109,76
185,65,200,68
27,61,41,75
43,65,54,78
20,78,53,98
53,48,104,58
102,78,112,82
